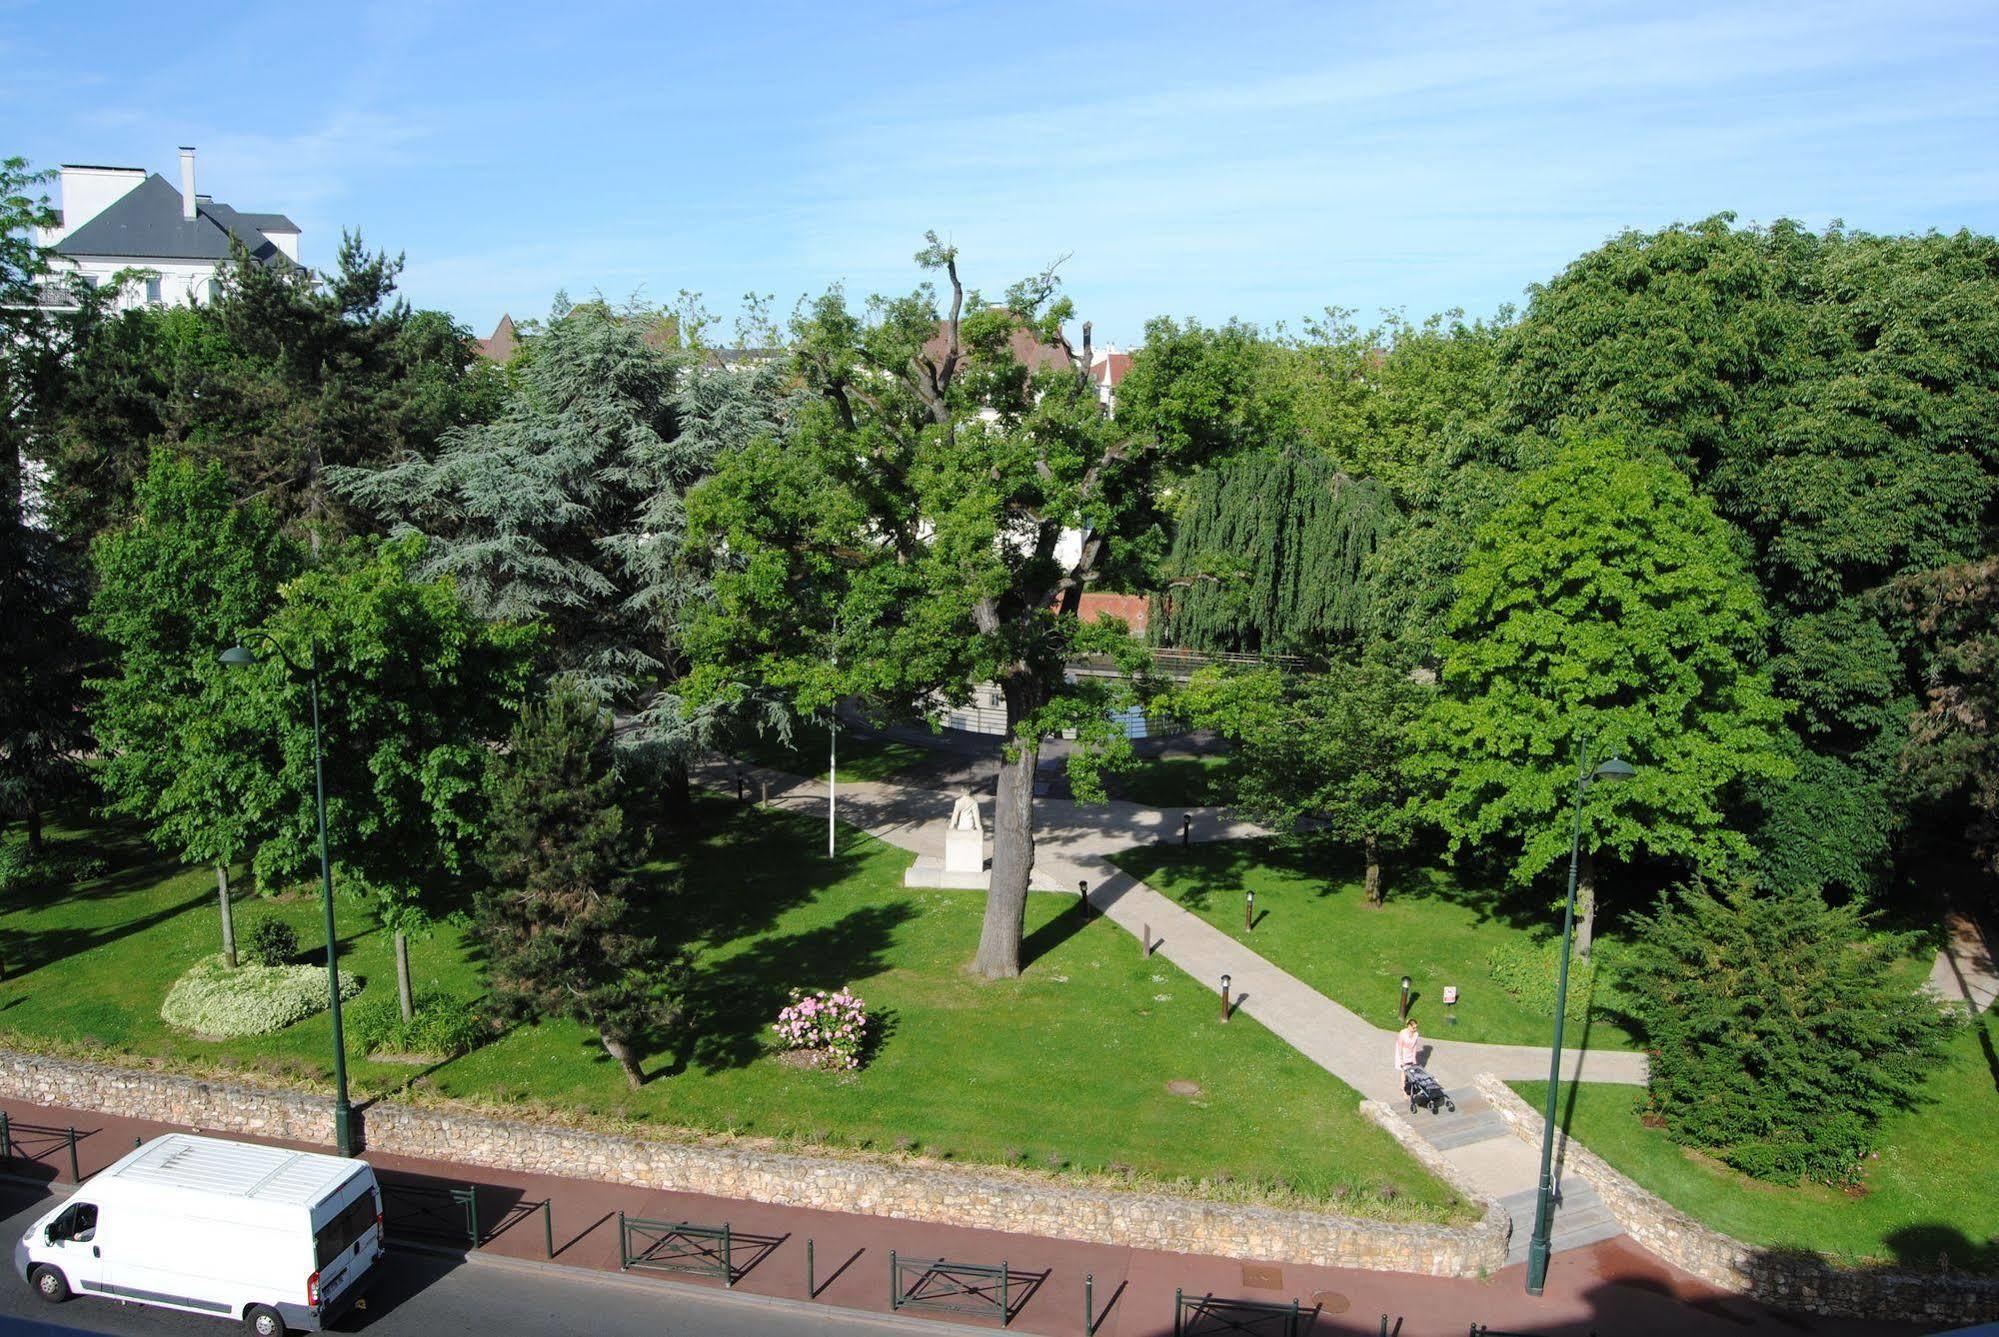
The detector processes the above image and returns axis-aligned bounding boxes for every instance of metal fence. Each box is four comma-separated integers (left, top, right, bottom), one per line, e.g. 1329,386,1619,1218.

890,1251,1015,1325
618,1213,738,1287
0,1112,83,1182
380,1182,480,1249
1173,1289,1306,1337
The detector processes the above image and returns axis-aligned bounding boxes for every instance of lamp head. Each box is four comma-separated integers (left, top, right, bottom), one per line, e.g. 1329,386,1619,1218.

1401,974,1412,990
1221,973,1231,991
218,645,257,667
1593,755,1638,784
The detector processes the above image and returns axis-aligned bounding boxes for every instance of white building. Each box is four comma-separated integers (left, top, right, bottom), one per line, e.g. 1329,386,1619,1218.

34,147,300,309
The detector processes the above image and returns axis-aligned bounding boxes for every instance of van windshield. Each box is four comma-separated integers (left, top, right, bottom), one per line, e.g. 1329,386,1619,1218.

314,1187,378,1268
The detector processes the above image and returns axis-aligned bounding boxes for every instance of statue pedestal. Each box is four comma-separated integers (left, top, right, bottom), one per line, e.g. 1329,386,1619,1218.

944,825,984,875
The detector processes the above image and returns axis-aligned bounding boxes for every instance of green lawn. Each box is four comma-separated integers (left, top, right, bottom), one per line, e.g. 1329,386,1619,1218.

1515,1022,1999,1271
730,720,928,784
0,805,1465,1221
1112,754,1239,808
1111,839,1639,1049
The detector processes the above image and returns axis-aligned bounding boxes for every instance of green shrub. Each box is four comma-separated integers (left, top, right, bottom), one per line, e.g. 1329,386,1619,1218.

1486,936,1598,1026
349,989,489,1058
244,918,301,967
0,840,108,895
161,957,364,1038
1626,881,1955,1186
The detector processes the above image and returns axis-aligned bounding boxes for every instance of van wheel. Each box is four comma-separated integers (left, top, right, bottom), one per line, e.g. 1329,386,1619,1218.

29,1265,70,1303
243,1304,286,1336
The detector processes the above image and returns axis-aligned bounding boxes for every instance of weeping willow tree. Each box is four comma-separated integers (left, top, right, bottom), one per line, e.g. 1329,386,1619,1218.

1151,452,1397,656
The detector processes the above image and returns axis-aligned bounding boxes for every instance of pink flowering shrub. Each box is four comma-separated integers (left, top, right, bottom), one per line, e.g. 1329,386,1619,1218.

772,987,870,1071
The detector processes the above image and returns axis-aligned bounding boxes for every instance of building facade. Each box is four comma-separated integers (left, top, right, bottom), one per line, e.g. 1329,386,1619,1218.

34,148,300,309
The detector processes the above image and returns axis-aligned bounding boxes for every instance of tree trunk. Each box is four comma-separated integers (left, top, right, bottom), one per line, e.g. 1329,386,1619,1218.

24,800,44,858
394,932,414,1022
1575,847,1597,959
660,753,692,823
1363,833,1383,907
216,865,237,968
973,677,1043,980
601,1032,645,1089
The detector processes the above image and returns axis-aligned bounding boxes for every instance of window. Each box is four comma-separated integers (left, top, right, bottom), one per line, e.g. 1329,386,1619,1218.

314,1188,378,1267
48,1202,97,1243
204,278,220,304
145,276,162,304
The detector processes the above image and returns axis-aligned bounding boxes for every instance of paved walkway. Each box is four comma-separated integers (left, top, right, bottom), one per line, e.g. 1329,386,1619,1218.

1928,911,1999,1014
0,1093,1918,1337
698,754,1646,1259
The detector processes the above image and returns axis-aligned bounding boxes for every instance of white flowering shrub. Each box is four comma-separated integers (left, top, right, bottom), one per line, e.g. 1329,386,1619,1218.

771,987,870,1070
161,957,365,1039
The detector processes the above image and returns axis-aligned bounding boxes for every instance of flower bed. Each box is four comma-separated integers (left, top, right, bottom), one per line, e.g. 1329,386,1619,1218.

161,957,364,1039
772,987,870,1070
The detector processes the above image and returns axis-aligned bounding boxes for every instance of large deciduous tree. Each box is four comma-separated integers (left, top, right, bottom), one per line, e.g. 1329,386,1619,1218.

1182,660,1427,902
688,236,1178,979
248,538,539,1015
476,683,679,1089
1151,452,1395,656
1500,217,1999,896
1419,436,1791,954
90,452,303,962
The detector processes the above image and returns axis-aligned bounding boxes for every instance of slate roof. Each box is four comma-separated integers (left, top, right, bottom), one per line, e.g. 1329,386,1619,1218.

54,173,297,266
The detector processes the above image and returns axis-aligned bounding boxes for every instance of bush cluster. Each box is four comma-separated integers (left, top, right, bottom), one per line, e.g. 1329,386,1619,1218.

243,917,301,968
349,989,489,1058
772,987,870,1070
0,841,107,895
1485,936,1599,1026
161,957,364,1038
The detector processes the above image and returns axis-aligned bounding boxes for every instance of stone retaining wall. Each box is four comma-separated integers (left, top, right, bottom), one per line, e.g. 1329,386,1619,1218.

0,1049,1506,1277
1474,1074,1999,1326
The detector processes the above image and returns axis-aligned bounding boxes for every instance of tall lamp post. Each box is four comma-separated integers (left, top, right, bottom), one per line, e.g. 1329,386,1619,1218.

220,635,353,1157
1524,742,1635,1296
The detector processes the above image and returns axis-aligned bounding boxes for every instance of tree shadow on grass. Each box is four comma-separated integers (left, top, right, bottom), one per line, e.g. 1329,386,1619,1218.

628,796,873,952
1,889,214,981
1111,832,1553,931
670,901,916,1075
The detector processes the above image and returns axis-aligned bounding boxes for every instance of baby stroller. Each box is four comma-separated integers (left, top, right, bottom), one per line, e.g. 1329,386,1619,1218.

1403,1063,1456,1115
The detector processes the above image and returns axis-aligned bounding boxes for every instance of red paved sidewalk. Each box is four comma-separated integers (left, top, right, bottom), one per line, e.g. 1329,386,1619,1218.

0,1094,1920,1337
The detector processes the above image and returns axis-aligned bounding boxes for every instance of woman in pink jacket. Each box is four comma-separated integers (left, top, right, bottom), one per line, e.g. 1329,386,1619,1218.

1394,1018,1421,1073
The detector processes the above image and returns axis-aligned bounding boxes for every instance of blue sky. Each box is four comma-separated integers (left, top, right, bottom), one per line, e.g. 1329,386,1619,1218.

8,0,1998,345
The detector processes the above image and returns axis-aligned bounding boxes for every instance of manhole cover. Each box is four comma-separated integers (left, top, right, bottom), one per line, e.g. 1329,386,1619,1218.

1166,1079,1203,1097
1312,1290,1351,1314
1241,1263,1283,1289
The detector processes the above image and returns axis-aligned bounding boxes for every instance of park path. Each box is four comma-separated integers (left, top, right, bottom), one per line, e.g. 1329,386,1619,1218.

696,754,1643,1263
1928,911,1998,1014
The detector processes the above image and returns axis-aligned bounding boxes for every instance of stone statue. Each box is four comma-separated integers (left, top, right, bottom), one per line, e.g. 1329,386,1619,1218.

944,791,985,873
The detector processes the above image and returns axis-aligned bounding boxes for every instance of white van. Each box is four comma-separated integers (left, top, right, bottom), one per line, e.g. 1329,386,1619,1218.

13,1133,384,1335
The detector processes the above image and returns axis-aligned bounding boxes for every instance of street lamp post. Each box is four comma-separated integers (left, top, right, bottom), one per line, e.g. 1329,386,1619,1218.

220,636,353,1158
1524,742,1635,1296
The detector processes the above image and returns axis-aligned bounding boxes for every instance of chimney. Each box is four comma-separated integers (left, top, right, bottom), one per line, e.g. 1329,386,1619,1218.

178,147,197,220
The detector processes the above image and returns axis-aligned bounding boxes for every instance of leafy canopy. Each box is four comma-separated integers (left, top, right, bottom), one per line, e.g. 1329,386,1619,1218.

1419,436,1791,884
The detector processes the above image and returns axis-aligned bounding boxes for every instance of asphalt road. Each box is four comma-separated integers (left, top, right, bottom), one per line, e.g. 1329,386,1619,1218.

0,1186,922,1337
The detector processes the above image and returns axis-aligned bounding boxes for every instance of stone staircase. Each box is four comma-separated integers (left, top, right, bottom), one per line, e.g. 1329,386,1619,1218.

1404,1090,1625,1268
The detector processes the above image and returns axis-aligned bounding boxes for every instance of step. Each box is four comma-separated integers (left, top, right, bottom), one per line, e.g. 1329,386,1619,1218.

1424,1113,1509,1150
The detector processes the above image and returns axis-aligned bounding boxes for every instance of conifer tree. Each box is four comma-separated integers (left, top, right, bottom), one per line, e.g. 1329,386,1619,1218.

336,302,720,802
476,683,678,1089
1626,880,1953,1185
